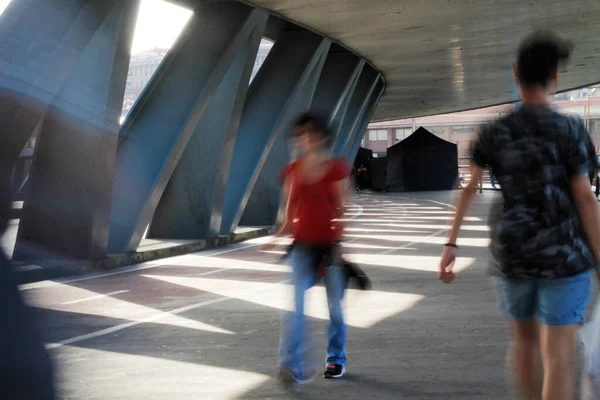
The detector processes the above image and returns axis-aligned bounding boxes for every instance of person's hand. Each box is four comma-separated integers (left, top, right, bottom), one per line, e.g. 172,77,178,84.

439,246,457,283
332,219,345,235
260,220,292,251
275,219,293,236
259,240,277,251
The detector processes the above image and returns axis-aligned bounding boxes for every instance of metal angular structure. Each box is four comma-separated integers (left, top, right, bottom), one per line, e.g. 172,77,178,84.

12,0,139,262
108,3,269,253
0,0,388,264
219,29,332,233
20,0,600,263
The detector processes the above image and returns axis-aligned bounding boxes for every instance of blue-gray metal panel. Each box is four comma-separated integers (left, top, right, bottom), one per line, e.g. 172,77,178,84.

219,30,330,233
0,0,114,159
332,66,379,157
14,0,139,262
148,11,267,239
109,3,265,253
348,80,385,163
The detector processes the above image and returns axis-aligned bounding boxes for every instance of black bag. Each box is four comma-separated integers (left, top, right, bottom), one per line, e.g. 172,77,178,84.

280,243,372,290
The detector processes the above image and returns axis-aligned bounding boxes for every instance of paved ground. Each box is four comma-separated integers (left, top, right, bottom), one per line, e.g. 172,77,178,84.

22,191,514,400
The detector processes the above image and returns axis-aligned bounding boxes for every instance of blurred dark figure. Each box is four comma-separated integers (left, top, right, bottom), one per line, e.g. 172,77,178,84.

488,166,497,189
356,164,367,191
439,31,600,400
595,156,600,199
0,157,56,399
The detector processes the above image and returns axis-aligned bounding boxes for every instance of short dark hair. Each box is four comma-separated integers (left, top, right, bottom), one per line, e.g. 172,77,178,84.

516,31,573,87
290,111,331,142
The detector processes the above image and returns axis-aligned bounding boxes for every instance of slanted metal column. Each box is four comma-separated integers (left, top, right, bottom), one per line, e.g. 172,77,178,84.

332,66,380,157
240,46,362,227
341,73,383,158
219,29,331,234
108,3,269,253
0,0,116,161
14,0,139,262
348,80,385,163
147,11,268,240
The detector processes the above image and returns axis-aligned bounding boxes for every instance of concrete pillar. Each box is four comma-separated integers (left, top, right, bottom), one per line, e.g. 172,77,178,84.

108,2,268,253
219,29,331,234
14,0,139,262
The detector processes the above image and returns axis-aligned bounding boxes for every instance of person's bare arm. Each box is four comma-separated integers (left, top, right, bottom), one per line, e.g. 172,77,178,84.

571,174,600,264
260,179,292,251
439,164,483,283
448,164,483,244
276,179,293,236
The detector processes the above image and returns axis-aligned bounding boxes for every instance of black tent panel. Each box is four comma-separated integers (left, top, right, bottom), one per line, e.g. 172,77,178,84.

386,140,404,191
371,157,387,191
386,127,458,192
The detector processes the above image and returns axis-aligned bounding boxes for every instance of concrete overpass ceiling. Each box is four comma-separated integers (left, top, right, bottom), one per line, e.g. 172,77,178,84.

244,0,600,121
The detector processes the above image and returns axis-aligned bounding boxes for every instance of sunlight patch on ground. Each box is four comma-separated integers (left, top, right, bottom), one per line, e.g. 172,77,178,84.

346,254,475,273
344,234,490,247
144,275,423,329
244,236,294,245
367,223,490,232
352,213,409,217
341,242,411,250
345,227,432,234
31,284,233,335
339,219,433,223
55,346,269,399
181,255,287,272
378,216,480,222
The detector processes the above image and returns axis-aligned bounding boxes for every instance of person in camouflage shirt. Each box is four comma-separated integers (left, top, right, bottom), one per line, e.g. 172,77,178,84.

439,31,600,400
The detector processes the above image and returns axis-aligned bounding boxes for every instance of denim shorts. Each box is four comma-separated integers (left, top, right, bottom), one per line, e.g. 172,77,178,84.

492,270,593,325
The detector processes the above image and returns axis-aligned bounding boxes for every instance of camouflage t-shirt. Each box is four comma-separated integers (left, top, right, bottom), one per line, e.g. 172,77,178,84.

473,103,598,279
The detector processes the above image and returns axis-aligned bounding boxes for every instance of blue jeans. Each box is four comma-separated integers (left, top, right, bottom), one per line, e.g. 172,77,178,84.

493,270,592,325
278,245,347,372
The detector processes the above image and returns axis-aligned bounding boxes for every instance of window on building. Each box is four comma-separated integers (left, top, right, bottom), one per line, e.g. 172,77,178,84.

591,120,600,135
453,127,475,136
367,130,387,141
431,127,444,136
395,128,411,140
377,129,388,141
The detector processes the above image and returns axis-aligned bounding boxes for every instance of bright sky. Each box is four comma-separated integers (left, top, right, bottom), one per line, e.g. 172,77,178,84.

0,0,10,15
131,0,192,54
0,0,192,55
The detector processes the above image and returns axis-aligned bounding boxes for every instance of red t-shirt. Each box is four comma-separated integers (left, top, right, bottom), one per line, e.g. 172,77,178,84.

280,158,350,245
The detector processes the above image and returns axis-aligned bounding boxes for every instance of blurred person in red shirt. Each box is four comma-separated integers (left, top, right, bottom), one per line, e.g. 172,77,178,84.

266,112,351,388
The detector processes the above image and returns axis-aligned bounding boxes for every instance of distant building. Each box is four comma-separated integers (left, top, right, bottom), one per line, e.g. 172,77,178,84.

121,41,273,121
122,48,169,119
251,41,273,81
364,86,600,158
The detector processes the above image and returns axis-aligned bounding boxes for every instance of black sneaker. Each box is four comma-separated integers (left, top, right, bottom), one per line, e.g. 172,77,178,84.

323,364,345,379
